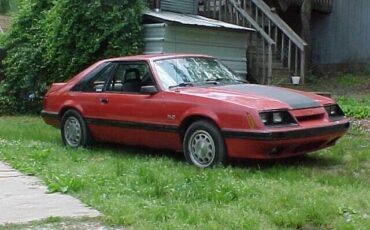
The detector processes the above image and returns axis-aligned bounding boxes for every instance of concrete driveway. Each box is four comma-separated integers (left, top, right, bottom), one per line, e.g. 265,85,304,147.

0,162,100,226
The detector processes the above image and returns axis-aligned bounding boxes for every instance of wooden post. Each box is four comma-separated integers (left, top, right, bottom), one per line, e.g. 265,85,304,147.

288,39,291,69
300,49,305,84
301,0,312,81
281,34,284,62
268,44,273,85
213,0,217,18
155,0,161,9
262,40,266,83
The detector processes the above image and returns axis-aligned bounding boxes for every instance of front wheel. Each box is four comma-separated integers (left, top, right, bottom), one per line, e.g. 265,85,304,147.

61,110,92,148
183,120,227,168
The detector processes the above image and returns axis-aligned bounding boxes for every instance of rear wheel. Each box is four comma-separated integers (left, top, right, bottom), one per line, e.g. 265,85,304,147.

184,120,227,168
61,110,92,148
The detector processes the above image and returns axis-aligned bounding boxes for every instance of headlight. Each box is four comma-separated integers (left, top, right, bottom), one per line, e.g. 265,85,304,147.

259,111,296,126
325,104,345,121
273,112,283,123
260,113,268,124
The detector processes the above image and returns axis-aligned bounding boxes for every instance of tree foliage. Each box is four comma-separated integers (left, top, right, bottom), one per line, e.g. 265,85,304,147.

0,0,145,114
0,0,10,13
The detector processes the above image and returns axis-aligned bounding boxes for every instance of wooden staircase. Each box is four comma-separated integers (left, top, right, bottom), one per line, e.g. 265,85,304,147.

199,0,308,85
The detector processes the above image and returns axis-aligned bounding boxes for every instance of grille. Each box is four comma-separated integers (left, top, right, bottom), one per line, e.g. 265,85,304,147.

296,114,325,123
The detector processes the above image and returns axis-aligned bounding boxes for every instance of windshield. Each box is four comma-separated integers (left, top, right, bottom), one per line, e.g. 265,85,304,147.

153,57,246,90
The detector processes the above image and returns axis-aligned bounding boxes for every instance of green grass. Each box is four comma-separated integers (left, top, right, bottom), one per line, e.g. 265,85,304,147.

0,116,369,230
337,96,370,119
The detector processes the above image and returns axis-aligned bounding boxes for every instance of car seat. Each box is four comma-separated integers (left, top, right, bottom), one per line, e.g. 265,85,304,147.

121,68,141,93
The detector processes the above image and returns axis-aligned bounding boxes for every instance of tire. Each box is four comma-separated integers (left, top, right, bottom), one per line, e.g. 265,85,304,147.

183,120,227,168
61,110,93,148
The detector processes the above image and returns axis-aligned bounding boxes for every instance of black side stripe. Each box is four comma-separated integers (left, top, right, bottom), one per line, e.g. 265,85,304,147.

85,118,179,133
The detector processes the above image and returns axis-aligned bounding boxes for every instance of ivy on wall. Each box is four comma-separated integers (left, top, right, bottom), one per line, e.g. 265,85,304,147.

0,0,145,114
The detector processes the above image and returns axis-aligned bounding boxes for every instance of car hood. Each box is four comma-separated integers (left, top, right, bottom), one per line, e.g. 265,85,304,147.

175,84,332,110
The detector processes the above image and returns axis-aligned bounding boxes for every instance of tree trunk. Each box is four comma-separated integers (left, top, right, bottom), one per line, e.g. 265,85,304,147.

301,0,312,72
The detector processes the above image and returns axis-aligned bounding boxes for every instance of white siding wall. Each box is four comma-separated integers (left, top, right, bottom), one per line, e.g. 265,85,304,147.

143,23,250,76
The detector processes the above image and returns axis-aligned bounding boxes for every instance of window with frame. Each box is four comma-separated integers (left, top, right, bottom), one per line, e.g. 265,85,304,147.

106,62,154,93
85,64,116,92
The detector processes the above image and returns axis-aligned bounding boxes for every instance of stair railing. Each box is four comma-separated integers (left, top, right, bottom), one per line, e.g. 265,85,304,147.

200,0,275,84
200,0,308,84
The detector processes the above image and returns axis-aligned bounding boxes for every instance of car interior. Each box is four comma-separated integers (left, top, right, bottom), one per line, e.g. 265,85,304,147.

107,64,154,93
89,63,155,93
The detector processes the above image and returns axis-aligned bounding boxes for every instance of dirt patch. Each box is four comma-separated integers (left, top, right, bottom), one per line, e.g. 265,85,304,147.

21,221,127,230
2,219,128,230
351,118,370,134
365,83,370,91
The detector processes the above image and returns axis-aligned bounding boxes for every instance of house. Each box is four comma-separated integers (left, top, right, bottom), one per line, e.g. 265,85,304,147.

268,0,370,74
147,0,370,83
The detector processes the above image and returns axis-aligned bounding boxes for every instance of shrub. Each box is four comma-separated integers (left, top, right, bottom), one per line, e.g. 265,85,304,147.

0,0,145,114
0,0,10,14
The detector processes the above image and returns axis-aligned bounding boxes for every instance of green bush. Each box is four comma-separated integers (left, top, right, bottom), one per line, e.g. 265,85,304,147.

0,0,10,14
0,0,145,114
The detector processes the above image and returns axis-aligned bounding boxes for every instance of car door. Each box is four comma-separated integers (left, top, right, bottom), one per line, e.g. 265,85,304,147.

69,62,117,138
95,61,180,149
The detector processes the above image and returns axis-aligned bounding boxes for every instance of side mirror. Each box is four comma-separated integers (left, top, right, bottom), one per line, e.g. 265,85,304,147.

140,85,158,95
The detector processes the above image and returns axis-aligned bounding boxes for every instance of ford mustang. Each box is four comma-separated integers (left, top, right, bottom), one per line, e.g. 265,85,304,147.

41,54,350,168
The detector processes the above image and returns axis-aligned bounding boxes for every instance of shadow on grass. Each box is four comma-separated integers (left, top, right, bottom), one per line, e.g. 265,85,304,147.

89,142,342,170
93,142,185,162
228,154,342,170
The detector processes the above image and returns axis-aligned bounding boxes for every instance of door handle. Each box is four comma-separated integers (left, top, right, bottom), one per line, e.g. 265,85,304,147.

100,98,109,104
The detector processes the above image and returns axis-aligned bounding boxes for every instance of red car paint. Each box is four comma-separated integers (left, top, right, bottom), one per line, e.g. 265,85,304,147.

42,54,350,159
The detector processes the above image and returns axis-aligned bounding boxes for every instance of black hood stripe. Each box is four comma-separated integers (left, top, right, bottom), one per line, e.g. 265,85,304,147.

219,84,320,109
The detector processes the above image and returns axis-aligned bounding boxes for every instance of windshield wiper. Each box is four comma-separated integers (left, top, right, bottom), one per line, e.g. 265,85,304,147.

169,82,194,89
204,77,248,85
234,79,249,83
204,78,225,85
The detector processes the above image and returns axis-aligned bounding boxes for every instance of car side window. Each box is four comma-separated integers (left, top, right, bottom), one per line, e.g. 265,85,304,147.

107,62,154,93
85,64,115,92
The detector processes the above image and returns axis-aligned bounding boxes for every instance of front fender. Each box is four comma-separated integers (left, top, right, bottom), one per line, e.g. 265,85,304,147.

179,106,221,128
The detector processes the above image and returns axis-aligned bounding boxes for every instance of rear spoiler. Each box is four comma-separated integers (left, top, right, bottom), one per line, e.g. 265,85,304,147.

311,92,332,98
48,83,67,93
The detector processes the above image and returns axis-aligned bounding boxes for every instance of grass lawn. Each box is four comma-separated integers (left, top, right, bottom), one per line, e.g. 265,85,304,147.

0,73,369,229
0,119,369,230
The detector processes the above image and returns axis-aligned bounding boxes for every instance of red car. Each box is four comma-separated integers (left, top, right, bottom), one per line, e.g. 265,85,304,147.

42,54,350,168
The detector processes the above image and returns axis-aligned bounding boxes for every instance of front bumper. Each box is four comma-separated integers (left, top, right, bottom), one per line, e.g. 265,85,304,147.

223,120,350,159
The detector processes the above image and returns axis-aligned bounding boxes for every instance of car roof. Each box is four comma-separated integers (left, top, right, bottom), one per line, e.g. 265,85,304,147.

104,53,213,62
